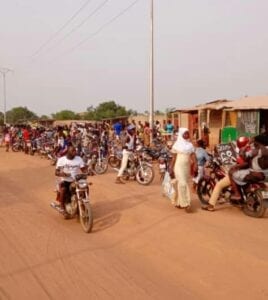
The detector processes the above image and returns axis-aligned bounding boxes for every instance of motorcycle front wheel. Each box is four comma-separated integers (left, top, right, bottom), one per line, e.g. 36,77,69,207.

79,201,93,233
12,144,19,152
243,190,266,218
136,165,154,185
94,158,108,174
108,155,121,168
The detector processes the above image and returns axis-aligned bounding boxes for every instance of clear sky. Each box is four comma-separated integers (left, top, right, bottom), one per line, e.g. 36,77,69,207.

1,0,268,116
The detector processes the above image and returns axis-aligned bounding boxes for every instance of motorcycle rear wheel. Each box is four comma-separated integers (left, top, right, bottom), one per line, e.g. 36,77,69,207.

108,155,121,168
80,202,93,233
243,190,266,218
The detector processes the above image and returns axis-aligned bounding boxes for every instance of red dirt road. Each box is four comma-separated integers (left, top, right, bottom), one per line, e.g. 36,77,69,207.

0,149,268,300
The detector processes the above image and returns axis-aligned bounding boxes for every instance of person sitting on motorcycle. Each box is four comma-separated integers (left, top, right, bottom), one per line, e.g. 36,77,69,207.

203,136,251,211
115,124,136,184
229,135,268,199
55,144,87,214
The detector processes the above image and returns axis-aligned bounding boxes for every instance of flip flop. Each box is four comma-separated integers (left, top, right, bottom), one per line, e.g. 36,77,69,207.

202,205,215,212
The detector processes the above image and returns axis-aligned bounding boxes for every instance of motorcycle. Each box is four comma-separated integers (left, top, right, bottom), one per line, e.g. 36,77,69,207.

11,137,25,152
158,148,173,181
142,146,163,161
108,144,122,169
28,138,38,155
197,156,268,218
113,150,155,185
84,145,108,175
51,174,93,233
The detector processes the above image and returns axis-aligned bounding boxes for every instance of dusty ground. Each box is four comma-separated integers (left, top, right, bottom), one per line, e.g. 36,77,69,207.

0,148,268,300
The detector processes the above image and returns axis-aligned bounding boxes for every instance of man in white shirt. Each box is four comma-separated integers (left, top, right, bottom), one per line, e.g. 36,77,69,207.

55,145,87,213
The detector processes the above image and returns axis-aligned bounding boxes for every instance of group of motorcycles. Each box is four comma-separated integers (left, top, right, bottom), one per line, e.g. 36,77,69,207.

197,154,268,218
11,133,268,231
11,133,172,232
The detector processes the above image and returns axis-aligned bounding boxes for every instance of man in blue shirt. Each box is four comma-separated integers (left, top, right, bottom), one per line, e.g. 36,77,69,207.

113,121,122,141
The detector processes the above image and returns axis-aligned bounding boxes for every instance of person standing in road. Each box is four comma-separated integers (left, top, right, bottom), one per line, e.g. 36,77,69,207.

169,128,197,212
115,124,136,184
4,127,11,152
165,120,174,141
143,121,151,147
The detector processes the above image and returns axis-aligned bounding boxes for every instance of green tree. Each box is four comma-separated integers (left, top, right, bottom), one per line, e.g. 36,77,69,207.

128,109,138,116
154,110,165,115
83,101,130,121
6,106,38,124
40,115,50,120
0,112,4,125
94,101,130,120
83,105,95,120
52,110,80,120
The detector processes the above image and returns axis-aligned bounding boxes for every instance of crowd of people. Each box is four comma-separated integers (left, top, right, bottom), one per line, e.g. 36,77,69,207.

1,119,268,216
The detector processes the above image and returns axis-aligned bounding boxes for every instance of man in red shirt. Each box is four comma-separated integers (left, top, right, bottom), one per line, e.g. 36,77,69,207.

22,126,31,154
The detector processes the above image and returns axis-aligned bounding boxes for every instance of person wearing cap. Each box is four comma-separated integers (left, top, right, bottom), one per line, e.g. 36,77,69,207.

115,124,137,184
203,135,268,211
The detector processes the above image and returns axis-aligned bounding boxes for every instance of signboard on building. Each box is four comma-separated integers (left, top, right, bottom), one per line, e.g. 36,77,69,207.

237,111,259,136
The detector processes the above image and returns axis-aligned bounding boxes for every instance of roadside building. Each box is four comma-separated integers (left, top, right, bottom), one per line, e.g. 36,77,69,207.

170,96,268,148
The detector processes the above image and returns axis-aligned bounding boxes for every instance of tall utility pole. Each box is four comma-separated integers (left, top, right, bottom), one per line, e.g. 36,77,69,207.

0,67,12,124
149,0,154,144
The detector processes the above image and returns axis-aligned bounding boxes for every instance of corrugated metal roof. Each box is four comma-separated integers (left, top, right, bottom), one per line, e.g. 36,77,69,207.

196,99,233,110
224,95,268,110
174,96,268,112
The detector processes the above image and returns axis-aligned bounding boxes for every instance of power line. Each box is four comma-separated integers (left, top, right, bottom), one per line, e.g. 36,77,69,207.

31,0,93,58
48,0,140,63
42,0,110,56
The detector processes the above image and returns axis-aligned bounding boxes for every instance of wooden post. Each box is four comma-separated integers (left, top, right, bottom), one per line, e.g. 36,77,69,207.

198,109,202,140
206,109,211,128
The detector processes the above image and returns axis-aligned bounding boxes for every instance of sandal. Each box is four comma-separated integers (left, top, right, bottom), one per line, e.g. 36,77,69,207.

185,205,192,213
202,205,215,212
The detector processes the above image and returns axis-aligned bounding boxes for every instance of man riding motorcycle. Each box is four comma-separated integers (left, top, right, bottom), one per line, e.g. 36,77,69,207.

230,135,268,198
55,144,87,214
202,136,251,211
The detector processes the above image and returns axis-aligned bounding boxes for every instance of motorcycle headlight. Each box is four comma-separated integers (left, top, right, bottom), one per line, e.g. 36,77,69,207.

78,180,88,189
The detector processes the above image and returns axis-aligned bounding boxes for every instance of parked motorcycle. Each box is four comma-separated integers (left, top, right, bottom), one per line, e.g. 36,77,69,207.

28,138,38,155
11,138,25,152
113,150,155,185
197,156,268,218
158,148,173,181
84,145,108,175
142,146,162,161
51,174,93,233
108,148,122,169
